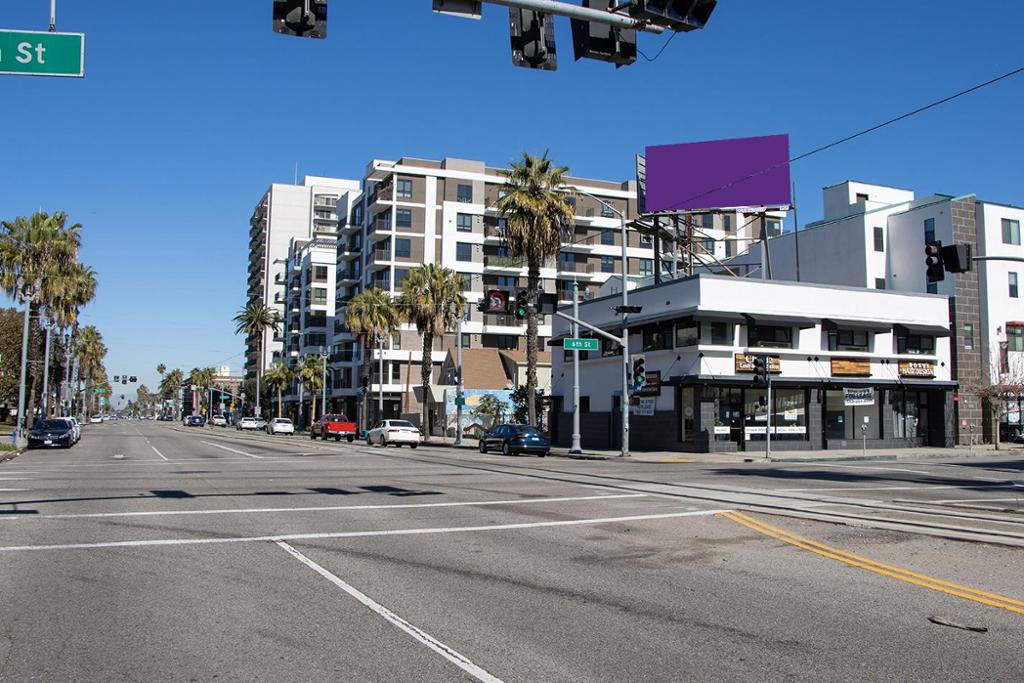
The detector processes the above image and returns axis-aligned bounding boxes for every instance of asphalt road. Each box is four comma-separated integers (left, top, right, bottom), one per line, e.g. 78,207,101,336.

1,421,1022,681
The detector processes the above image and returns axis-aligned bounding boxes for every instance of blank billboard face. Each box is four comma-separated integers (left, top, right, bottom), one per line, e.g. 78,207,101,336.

645,134,791,213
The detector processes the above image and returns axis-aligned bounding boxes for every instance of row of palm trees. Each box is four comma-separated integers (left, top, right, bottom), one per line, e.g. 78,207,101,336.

233,152,575,437
0,211,107,423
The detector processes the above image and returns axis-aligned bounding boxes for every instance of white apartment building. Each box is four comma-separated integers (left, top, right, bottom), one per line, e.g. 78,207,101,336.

246,176,360,383
732,181,1024,442
550,274,955,453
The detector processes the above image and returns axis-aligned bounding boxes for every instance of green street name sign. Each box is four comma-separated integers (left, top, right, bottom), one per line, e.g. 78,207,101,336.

0,29,85,77
564,338,599,351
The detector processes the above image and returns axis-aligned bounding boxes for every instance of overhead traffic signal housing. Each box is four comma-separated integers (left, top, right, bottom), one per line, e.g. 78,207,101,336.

752,355,768,385
509,8,557,70
570,1,637,67
273,0,328,39
941,243,973,273
514,290,529,320
630,0,718,32
925,241,945,283
631,354,647,391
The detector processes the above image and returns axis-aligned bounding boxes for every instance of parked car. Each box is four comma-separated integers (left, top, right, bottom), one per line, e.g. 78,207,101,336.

478,424,550,457
28,419,75,449
89,415,103,424
184,415,205,427
266,418,294,435
210,414,227,427
310,414,357,442
60,417,81,444
236,417,260,431
366,420,421,448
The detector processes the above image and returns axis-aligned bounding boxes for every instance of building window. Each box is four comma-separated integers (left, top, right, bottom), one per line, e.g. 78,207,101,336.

825,389,880,440
765,220,782,237
312,287,328,305
483,334,518,350
675,320,699,347
897,333,935,355
924,217,935,244
1010,272,1019,298
643,325,672,351
700,238,714,254
601,228,615,246
459,273,472,290
312,265,328,282
461,333,472,349
1008,325,1024,352
856,193,869,203
391,362,401,381
963,323,974,351
600,202,615,218
601,256,615,273
725,241,733,258
749,325,792,349
395,209,412,228
496,275,517,288
456,213,473,232
639,259,653,277
707,322,732,345
828,329,869,351
394,268,410,288
723,215,732,232
875,278,886,290
456,243,473,262
457,184,473,203
394,238,411,258
565,197,576,211
873,227,884,252
601,337,621,357
1003,218,1021,245
397,178,413,199
392,333,401,350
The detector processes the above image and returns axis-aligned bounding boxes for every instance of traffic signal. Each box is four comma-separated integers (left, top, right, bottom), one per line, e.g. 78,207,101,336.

514,290,529,320
631,354,647,391
509,8,557,70
630,1,718,32
273,0,328,39
925,241,945,283
570,1,637,67
941,243,973,273
129,376,137,383
113,376,119,382
752,355,768,385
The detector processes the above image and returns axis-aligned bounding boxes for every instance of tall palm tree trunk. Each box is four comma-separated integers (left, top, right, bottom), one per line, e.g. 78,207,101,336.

526,260,540,427
421,331,433,441
361,334,372,431
277,387,283,418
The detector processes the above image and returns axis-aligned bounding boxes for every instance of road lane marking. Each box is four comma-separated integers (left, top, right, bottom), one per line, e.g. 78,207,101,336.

931,497,1024,504
0,508,727,552
0,488,26,492
809,463,935,476
150,445,169,461
36,493,649,519
721,510,1024,616
199,441,263,459
277,541,504,683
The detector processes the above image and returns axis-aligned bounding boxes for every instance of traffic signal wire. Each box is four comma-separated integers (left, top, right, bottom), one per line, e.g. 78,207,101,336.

654,64,1024,214
637,30,678,62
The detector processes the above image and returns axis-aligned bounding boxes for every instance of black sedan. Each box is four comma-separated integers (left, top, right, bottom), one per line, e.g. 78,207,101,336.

478,424,550,457
28,419,75,449
184,415,205,427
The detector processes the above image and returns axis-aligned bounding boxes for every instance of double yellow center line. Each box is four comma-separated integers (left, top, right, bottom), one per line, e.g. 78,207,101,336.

721,510,1024,616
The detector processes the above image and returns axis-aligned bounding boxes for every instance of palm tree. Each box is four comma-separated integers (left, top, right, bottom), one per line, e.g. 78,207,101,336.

345,287,401,431
398,264,466,441
190,367,217,419
159,368,184,419
473,394,508,430
75,325,107,418
233,302,281,418
297,354,324,423
495,152,575,426
263,362,293,418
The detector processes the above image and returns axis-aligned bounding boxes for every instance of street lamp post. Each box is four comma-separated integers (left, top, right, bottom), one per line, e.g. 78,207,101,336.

320,347,329,420
375,335,385,424
41,319,53,418
14,289,33,448
569,280,582,454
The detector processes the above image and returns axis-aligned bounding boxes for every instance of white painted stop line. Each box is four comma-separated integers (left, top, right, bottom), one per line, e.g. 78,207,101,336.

200,440,263,459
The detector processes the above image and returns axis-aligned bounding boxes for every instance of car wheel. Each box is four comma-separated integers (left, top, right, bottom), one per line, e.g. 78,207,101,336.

366,436,373,446
538,451,547,458
347,435,354,443
335,435,341,442
502,442,511,456
379,435,387,447
478,440,487,454
411,443,418,449
309,431,315,440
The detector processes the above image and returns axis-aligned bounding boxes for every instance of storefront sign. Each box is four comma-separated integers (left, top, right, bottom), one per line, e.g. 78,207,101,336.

735,354,781,374
843,387,875,406
831,358,871,377
631,397,655,416
899,361,936,378
713,425,731,435
744,425,807,439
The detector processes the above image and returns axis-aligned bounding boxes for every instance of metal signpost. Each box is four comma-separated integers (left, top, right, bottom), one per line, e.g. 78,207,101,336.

0,29,84,77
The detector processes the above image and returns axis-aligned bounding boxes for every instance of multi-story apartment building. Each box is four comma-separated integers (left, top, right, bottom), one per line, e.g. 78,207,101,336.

327,156,667,429
246,176,360,383
733,181,1024,443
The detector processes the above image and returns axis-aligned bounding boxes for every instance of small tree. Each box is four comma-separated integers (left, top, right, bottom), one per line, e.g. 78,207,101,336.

511,385,549,428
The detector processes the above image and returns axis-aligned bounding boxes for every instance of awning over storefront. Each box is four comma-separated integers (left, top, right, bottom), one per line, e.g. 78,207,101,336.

666,374,957,390
894,323,951,338
743,313,818,329
548,306,745,342
823,318,893,333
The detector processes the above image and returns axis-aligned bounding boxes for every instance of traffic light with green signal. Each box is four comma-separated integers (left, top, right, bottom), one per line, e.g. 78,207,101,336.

514,290,529,320
631,354,646,392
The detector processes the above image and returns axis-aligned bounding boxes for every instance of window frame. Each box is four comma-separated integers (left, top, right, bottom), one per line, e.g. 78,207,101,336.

749,324,793,349
457,184,473,203
1003,218,1021,246
1010,272,1019,299
873,226,884,252
395,208,412,228
396,178,413,199
394,238,412,259
456,242,473,262
456,213,473,232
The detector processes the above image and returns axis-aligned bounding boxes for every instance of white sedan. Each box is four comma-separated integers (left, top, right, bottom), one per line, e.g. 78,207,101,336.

266,418,294,435
236,417,260,431
366,420,421,448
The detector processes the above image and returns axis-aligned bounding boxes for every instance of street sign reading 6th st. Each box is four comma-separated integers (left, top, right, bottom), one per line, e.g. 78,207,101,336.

0,29,85,77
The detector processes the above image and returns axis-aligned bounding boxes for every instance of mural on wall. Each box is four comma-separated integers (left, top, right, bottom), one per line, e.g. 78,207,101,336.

443,389,514,434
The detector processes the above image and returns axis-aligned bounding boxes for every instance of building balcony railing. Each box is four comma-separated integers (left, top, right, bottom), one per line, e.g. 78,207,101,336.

484,255,521,269
374,249,392,262
486,314,525,328
559,289,596,302
484,224,507,240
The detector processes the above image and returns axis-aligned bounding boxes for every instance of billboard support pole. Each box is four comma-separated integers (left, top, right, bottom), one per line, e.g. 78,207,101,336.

792,182,801,282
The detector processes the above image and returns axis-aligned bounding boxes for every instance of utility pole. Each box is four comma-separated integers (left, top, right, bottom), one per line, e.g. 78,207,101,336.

454,312,464,447
569,279,582,454
320,346,329,420
14,290,33,448
49,0,56,31
41,319,53,418
376,335,385,424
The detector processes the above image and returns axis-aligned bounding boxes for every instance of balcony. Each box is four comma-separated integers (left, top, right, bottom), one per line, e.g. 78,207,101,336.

337,270,359,284
484,224,507,240
374,248,392,262
484,255,521,269
486,314,525,328
559,289,596,302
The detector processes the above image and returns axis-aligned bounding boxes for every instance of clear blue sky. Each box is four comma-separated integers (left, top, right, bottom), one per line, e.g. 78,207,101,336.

2,1,1022,401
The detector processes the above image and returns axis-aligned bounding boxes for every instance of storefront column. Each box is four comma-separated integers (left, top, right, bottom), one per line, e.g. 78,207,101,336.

808,389,823,450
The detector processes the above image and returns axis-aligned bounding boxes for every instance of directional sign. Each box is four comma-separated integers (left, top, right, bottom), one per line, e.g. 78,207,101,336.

0,30,85,77
564,338,599,351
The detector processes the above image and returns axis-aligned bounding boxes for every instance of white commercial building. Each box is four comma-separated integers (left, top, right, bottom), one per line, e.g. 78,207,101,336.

550,274,955,453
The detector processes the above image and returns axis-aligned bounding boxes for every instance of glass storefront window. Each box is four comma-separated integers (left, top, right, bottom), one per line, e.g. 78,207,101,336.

743,389,769,441
680,387,696,443
892,390,929,439
825,390,880,440
712,387,742,442
772,389,807,440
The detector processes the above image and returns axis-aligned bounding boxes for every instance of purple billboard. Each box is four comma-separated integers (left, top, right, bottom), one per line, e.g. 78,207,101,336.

644,134,791,213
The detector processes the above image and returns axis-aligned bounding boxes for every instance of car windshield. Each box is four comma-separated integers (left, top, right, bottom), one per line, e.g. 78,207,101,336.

324,415,346,421
35,420,68,430
389,421,414,428
276,419,292,424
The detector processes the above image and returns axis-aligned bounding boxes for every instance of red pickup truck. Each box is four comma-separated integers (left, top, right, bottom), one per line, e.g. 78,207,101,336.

310,414,357,442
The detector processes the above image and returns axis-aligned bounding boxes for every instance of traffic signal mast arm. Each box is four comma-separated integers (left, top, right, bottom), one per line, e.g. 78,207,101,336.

482,0,665,32
554,310,625,346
